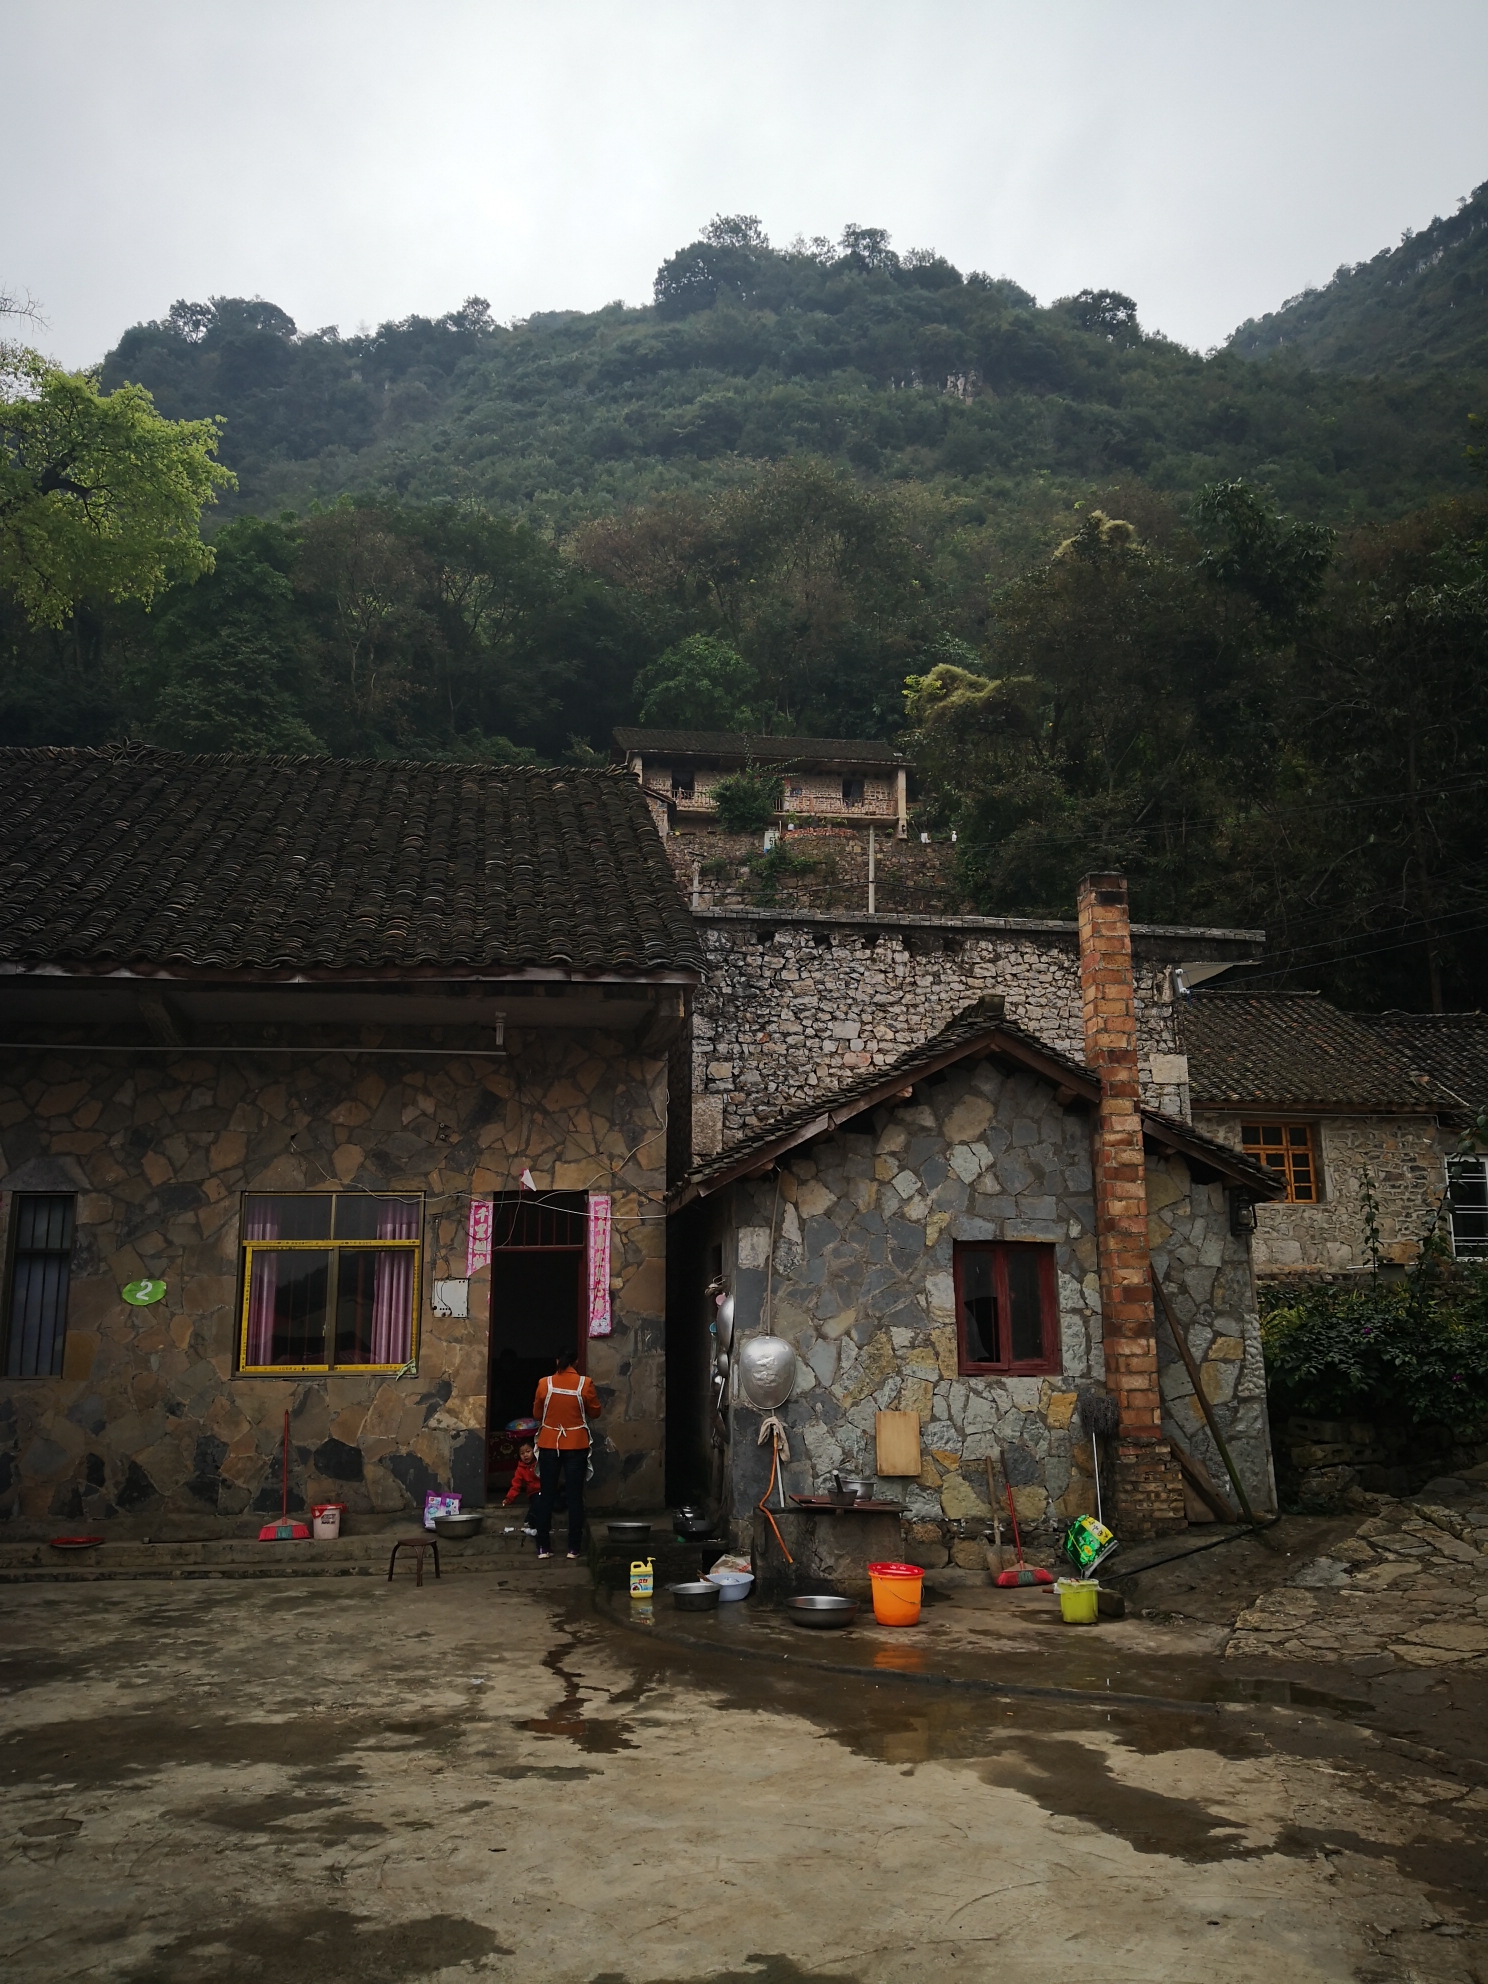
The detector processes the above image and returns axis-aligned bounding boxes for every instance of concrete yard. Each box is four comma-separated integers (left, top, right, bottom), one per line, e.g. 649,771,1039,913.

4,1533,1487,1984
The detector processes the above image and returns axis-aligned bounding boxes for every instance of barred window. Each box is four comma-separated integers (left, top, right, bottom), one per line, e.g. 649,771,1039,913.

5,1194,75,1378
1449,1157,1488,1259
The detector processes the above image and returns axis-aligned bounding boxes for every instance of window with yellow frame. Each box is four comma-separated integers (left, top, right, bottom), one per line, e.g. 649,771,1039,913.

238,1193,421,1374
1240,1123,1318,1203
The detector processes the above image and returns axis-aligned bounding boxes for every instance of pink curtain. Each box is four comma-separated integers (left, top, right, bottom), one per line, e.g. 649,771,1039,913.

245,1204,280,1365
370,1200,419,1364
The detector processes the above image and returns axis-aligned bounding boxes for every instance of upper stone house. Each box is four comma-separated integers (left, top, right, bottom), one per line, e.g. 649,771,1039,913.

0,747,700,1533
612,728,910,838
1180,991,1488,1279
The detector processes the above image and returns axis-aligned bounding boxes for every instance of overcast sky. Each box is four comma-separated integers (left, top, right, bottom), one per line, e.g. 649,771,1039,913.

8,1,1488,369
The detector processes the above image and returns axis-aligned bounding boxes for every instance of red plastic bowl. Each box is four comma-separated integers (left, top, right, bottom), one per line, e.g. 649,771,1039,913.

48,1536,104,1550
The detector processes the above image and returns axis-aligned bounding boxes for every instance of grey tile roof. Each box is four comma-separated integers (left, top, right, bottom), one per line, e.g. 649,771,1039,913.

673,998,1278,1207
612,728,905,764
0,747,702,977
1181,991,1437,1113
1355,1012,1488,1113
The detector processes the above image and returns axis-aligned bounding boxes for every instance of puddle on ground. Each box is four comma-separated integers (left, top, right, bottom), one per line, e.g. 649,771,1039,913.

113,1903,510,1984
515,1629,638,1754
584,1587,1488,1904
589,1961,864,1984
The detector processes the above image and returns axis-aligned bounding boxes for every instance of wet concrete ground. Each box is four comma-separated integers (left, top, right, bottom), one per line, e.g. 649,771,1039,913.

2,1567,1485,1984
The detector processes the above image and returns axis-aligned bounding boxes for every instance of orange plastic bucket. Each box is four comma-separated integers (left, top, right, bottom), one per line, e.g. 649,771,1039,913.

867,1560,924,1627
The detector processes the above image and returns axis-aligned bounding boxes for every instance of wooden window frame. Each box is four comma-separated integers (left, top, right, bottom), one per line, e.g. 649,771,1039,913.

952,1240,1061,1378
236,1191,422,1377
1240,1121,1319,1204
3,1192,76,1379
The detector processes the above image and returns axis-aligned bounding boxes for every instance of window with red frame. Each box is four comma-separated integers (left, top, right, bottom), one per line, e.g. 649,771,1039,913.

953,1242,1060,1376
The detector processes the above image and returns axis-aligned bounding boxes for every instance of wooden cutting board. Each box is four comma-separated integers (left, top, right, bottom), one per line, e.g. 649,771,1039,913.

875,1409,921,1477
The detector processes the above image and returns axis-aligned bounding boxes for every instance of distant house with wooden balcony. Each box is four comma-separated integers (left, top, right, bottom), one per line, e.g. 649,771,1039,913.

611,729,909,839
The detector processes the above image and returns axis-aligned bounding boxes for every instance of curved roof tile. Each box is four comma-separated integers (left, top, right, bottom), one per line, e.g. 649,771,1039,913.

0,747,701,977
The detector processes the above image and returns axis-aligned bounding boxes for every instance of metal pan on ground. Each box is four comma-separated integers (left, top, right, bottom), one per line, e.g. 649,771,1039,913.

432,1513,484,1538
785,1594,860,1629
667,1580,722,1612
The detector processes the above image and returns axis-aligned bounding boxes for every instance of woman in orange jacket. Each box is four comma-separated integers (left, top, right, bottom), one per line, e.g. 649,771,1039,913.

533,1350,601,1560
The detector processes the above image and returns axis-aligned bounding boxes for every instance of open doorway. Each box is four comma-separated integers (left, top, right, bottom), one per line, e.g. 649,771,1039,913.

485,1194,586,1498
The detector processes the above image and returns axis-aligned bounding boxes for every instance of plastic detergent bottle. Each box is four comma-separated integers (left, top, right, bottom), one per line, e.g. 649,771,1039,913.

629,1558,654,1598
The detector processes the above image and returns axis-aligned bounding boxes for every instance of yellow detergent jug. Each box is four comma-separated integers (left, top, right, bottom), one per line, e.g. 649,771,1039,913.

630,1558,654,1598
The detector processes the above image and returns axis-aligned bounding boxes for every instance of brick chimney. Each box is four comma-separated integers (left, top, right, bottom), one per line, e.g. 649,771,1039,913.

1077,873,1185,1539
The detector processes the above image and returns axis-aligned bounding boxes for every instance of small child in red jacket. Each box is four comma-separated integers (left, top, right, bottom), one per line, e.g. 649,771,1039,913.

504,1441,541,1535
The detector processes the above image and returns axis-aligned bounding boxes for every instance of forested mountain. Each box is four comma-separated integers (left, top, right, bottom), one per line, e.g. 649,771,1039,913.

8,201,1488,1010
100,214,1484,534
1228,181,1488,375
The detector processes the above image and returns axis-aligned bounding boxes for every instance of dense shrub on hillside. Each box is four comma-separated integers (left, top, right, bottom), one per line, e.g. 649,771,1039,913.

1260,1269,1488,1431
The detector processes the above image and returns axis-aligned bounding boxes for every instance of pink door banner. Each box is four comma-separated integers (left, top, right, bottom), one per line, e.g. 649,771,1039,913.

587,1192,612,1337
466,1198,493,1277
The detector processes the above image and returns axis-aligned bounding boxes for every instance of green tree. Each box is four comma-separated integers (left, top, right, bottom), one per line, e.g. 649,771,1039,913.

0,346,232,627
123,516,324,753
634,633,756,727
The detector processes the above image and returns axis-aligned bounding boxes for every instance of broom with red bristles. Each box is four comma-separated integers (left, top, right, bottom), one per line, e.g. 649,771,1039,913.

991,1443,1053,1587
259,1410,311,1541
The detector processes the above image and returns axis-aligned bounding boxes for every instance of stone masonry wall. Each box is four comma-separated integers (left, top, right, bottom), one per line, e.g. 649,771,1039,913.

0,1031,668,1533
690,913,1193,1160
710,1053,1271,1543
666,827,967,918
1192,1112,1448,1275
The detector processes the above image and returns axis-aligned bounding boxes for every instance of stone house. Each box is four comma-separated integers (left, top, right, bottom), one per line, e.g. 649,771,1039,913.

0,747,700,1533
613,728,909,839
1179,992,1485,1279
668,877,1282,1548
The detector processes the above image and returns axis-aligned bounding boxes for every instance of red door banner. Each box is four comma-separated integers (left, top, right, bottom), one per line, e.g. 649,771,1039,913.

587,1193,612,1337
466,1198,492,1277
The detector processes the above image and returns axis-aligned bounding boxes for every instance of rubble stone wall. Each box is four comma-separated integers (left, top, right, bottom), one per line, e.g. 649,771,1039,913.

666,828,966,917
0,1033,667,1533
690,914,1193,1159
1193,1111,1448,1273
706,1052,1271,1545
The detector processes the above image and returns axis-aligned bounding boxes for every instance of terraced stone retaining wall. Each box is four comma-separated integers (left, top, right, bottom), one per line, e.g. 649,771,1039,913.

0,1034,667,1532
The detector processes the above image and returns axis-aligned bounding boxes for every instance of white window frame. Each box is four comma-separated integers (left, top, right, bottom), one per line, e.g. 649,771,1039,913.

1448,1155,1488,1259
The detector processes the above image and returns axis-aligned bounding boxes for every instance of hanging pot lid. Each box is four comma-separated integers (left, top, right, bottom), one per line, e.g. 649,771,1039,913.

738,1334,796,1410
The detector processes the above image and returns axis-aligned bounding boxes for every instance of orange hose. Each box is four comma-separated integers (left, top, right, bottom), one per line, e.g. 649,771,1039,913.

756,1438,794,1565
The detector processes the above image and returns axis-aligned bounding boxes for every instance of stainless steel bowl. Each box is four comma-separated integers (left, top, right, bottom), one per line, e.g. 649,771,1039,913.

786,1594,859,1628
432,1512,484,1538
837,1477,874,1500
668,1580,721,1612
607,1520,652,1543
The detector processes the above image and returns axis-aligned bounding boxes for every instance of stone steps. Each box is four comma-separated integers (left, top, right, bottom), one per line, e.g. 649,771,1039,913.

0,1528,573,1584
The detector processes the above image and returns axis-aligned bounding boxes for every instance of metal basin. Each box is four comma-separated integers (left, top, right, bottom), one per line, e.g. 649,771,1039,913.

432,1512,484,1538
607,1521,652,1544
668,1580,721,1612
786,1594,859,1629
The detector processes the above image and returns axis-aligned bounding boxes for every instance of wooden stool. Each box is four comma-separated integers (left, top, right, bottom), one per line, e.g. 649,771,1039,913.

387,1534,441,1586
